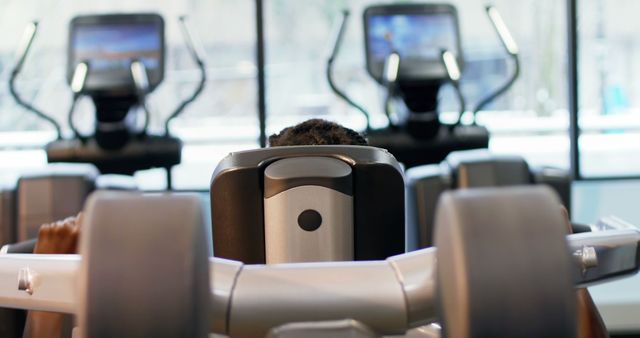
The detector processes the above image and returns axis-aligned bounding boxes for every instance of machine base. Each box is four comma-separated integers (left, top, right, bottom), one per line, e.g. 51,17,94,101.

46,135,182,176
367,125,489,168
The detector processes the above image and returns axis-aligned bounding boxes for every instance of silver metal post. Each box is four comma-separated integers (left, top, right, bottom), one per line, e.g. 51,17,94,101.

440,50,465,126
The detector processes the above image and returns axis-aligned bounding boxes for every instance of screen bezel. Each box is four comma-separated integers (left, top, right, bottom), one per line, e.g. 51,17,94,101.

67,13,165,95
364,4,463,84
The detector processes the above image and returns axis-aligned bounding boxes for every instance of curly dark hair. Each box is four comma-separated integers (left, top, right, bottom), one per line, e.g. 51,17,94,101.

268,119,368,147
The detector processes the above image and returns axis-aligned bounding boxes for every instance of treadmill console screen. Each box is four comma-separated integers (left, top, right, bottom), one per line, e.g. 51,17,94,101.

68,14,164,93
365,4,461,83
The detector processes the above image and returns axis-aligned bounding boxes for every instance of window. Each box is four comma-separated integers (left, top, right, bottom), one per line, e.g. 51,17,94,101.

0,0,574,189
265,0,569,169
0,0,258,190
578,0,640,178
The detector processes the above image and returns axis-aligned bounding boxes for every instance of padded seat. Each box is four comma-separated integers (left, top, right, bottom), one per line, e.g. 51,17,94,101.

405,149,572,249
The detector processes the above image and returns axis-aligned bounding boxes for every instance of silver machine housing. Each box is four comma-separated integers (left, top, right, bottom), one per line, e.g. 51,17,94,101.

264,157,354,263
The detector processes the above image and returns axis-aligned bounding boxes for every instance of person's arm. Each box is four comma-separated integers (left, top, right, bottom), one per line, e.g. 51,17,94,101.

23,214,81,338
560,207,609,338
576,288,609,338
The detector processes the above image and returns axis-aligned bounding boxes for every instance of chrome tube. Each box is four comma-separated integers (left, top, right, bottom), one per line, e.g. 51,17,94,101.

568,229,640,287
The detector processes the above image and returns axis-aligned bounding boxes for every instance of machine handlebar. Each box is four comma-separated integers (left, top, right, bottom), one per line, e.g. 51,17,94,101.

164,16,208,136
470,5,521,122
326,10,372,131
9,21,63,139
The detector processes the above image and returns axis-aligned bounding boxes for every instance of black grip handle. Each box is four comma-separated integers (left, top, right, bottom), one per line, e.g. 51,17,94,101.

3,238,37,254
571,222,592,234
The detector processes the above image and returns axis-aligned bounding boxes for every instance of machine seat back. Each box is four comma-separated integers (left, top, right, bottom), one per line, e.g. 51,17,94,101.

406,149,572,249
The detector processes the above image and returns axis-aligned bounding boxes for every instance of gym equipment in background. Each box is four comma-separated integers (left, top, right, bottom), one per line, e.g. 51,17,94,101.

9,14,207,189
0,184,16,247
0,184,20,338
210,145,405,264
0,188,638,337
0,163,137,253
0,163,137,338
405,149,572,249
16,164,96,242
327,4,520,168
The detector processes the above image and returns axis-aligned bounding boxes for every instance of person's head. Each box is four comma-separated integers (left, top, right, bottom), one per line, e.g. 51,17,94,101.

268,119,367,147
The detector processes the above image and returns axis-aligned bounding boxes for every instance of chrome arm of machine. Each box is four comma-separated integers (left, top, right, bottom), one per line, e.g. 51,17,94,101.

570,216,640,287
470,5,521,124
569,229,640,287
0,250,435,337
0,254,77,313
440,49,465,127
0,226,638,337
130,60,152,137
68,62,89,142
212,249,436,337
382,52,403,127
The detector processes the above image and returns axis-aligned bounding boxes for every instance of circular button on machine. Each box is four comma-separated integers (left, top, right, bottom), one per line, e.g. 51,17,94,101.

298,209,323,232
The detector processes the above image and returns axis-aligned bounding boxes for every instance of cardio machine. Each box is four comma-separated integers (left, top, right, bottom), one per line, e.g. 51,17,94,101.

2,9,207,274
0,15,204,335
327,4,520,168
9,13,207,189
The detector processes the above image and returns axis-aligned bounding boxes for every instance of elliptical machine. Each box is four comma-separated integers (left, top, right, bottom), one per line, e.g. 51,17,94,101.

327,4,520,168
9,14,207,189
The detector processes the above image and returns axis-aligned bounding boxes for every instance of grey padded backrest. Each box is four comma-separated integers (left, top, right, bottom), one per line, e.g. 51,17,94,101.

406,150,572,249
446,150,531,188
0,182,16,246
531,166,572,211
0,182,20,338
17,163,98,241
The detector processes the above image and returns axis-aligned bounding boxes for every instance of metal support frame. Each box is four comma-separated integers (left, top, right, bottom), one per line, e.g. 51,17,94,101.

568,0,581,179
256,0,267,148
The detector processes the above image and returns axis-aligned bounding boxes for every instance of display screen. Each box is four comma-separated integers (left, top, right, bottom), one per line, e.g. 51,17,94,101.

365,7,460,82
73,23,161,72
368,14,458,63
69,17,164,93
